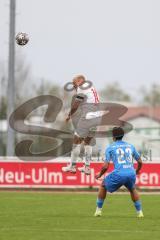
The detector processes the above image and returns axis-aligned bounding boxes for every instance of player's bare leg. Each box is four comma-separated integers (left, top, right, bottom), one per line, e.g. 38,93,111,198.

78,136,92,175
94,185,107,216
97,184,107,199
129,188,144,218
62,135,83,173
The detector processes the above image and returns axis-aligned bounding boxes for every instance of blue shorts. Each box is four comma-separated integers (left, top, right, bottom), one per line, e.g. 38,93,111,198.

103,171,136,193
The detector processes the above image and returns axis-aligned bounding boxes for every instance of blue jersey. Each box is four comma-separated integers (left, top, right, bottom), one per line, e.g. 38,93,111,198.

105,140,140,175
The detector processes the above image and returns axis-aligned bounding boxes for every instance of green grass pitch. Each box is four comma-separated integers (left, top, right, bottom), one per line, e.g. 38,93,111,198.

0,191,159,240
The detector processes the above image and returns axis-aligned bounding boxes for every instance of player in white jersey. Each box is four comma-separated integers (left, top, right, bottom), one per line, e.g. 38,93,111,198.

62,75,100,175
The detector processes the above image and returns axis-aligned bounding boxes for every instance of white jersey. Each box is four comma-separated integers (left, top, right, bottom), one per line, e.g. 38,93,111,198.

75,82,101,120
76,82,100,104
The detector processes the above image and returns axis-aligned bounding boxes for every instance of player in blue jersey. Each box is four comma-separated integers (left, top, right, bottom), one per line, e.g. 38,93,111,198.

94,127,144,218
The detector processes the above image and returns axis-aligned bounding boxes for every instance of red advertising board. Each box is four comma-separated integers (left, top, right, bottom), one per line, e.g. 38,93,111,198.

0,161,160,188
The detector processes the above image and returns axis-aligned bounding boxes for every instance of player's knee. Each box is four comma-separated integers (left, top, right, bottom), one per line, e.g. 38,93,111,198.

84,137,92,145
129,188,140,201
98,185,107,199
73,135,83,144
130,187,137,194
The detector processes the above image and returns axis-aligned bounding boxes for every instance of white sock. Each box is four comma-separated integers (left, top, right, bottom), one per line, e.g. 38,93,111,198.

97,207,102,210
84,145,92,167
70,144,81,166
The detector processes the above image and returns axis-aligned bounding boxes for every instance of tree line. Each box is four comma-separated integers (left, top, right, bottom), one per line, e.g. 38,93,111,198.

0,56,160,120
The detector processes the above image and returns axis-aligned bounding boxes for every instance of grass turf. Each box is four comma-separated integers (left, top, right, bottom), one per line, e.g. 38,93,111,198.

0,192,159,240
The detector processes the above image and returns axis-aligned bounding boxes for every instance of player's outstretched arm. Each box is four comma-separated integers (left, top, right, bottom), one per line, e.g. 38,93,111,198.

66,100,81,122
95,162,109,179
136,158,142,175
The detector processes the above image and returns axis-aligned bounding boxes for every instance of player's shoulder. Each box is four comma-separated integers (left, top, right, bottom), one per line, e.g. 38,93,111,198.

77,82,95,93
121,141,135,149
105,143,115,152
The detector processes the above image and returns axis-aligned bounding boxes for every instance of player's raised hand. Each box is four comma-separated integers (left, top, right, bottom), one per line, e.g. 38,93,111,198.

95,173,101,180
65,115,71,122
95,164,108,180
136,170,140,175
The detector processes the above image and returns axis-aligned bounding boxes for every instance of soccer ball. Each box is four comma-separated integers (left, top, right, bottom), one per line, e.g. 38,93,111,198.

15,32,29,46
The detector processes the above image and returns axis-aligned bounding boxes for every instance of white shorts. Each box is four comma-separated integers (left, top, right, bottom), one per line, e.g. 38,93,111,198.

72,104,102,138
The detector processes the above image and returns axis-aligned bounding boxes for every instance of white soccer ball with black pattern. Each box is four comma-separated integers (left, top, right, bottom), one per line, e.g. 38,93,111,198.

15,32,29,46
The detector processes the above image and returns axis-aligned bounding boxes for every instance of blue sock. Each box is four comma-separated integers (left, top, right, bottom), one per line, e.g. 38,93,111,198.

134,200,142,212
96,198,104,208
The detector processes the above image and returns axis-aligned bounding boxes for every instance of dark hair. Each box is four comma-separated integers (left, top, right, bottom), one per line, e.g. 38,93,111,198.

112,127,124,140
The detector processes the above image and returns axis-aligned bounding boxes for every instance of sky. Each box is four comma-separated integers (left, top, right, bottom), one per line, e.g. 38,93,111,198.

0,0,160,97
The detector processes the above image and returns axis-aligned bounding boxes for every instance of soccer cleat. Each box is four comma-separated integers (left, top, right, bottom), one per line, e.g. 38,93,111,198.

62,165,76,173
137,210,144,218
94,207,102,217
78,166,91,175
